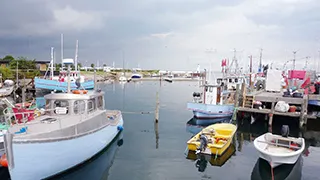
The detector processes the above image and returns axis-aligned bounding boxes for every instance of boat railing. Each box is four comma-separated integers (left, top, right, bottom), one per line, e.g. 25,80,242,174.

3,101,101,131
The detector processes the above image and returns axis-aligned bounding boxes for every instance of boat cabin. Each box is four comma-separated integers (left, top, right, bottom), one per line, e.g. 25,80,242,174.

44,91,105,116
193,84,234,105
216,76,246,90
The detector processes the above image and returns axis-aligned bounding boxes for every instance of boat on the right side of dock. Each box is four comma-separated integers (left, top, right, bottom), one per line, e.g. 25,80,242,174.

253,130,305,168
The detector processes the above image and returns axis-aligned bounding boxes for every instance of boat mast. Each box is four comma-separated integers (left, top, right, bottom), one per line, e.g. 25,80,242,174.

249,55,253,89
66,61,72,93
61,33,64,71
293,50,298,70
259,48,263,72
51,47,54,78
75,40,79,73
122,50,125,77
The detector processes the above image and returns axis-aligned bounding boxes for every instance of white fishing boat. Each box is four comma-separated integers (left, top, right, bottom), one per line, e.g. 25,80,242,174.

119,74,127,82
35,42,94,91
187,80,234,122
0,79,14,97
164,74,173,83
1,58,124,180
254,129,305,168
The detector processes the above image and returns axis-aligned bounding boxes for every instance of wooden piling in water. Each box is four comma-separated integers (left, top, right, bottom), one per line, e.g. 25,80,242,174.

155,92,159,123
300,95,308,128
234,84,240,107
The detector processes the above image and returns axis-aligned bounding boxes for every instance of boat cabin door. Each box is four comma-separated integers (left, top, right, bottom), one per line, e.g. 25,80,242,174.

216,87,221,104
204,85,217,105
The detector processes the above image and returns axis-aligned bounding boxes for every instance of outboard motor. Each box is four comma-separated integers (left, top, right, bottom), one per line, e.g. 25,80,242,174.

196,134,208,153
281,125,290,137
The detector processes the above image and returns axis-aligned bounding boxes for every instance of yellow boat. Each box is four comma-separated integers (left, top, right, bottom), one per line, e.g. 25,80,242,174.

187,123,237,156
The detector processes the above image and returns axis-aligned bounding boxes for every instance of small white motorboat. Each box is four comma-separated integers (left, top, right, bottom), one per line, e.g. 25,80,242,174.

164,75,173,83
254,129,305,168
119,76,127,82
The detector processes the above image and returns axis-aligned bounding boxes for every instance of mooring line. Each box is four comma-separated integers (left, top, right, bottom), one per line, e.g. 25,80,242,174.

121,111,155,114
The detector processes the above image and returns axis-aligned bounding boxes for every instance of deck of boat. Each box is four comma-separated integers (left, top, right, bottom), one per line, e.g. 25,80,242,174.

8,110,121,140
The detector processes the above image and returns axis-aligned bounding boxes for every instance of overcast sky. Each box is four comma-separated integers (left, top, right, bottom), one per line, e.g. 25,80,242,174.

1,0,320,71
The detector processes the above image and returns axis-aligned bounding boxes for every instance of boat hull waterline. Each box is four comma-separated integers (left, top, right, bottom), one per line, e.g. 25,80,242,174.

7,116,123,180
187,102,234,119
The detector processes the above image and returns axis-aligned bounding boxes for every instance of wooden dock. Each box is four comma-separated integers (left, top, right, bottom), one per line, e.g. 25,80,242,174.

237,86,320,128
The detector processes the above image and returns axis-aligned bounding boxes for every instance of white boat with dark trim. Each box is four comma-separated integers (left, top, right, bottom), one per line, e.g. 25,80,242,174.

187,83,234,122
253,129,305,168
1,58,124,180
164,74,173,83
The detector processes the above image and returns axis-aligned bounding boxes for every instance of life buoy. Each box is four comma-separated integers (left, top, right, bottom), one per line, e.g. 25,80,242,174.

72,90,88,94
0,154,8,167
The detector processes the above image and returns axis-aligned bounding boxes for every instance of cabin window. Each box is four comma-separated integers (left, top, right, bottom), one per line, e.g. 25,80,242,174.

74,100,85,114
88,99,96,113
235,78,238,83
54,100,69,115
229,79,232,83
209,87,213,92
97,96,103,109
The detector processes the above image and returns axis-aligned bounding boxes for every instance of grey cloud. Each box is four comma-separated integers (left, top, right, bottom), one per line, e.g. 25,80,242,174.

0,0,319,70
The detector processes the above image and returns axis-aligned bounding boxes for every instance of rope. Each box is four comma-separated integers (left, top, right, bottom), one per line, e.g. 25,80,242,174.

121,111,155,114
215,149,219,160
231,107,238,122
270,162,274,180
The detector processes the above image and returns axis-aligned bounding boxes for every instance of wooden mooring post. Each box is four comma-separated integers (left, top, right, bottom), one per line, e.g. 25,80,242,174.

299,95,308,128
268,101,275,132
155,91,160,123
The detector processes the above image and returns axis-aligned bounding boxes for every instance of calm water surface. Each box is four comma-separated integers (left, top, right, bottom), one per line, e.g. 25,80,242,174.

1,81,320,180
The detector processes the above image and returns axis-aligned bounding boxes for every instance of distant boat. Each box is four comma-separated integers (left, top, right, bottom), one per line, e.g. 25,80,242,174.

35,46,94,91
119,75,127,82
164,75,173,83
35,78,94,91
131,72,142,79
0,86,14,98
253,132,305,168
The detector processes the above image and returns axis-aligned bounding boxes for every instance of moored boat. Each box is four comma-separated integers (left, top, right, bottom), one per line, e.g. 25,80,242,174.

187,123,237,156
164,74,173,83
1,58,124,180
253,131,305,168
187,83,235,120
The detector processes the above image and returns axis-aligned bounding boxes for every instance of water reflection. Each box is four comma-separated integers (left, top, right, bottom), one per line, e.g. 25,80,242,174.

154,121,159,149
251,156,302,180
186,144,236,172
47,132,124,180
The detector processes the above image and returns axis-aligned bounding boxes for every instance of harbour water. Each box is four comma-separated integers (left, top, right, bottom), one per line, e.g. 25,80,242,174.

1,81,320,179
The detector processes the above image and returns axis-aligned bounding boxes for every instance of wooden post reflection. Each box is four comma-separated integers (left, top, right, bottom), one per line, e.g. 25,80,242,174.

154,121,159,149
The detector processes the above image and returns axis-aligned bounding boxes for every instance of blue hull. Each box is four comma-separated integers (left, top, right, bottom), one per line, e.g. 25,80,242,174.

308,100,320,106
35,78,94,91
131,75,141,79
194,117,231,126
187,102,234,119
